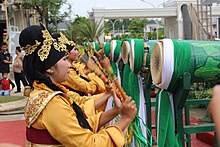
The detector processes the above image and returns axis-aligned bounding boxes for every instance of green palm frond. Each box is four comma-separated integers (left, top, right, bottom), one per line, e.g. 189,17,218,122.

79,18,105,41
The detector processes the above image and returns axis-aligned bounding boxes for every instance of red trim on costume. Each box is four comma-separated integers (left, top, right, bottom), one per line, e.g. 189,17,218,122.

26,127,61,145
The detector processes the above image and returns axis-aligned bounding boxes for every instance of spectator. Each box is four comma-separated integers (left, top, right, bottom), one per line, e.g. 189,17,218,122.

12,46,28,93
0,73,15,96
0,42,12,79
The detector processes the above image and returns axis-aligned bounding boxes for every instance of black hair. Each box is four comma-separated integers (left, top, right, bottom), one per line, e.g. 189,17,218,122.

1,42,7,47
2,72,7,76
16,46,21,52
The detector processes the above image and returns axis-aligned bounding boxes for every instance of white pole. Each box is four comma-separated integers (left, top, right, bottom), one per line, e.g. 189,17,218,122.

113,22,115,37
156,22,159,40
217,17,219,38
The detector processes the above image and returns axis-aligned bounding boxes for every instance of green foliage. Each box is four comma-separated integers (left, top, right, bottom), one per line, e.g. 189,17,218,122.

64,16,105,44
127,18,147,38
21,0,69,28
147,28,164,40
64,15,88,44
189,89,212,99
79,19,105,42
104,21,112,33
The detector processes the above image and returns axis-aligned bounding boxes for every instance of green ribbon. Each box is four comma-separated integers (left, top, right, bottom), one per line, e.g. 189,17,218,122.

122,63,131,96
168,40,192,91
112,40,122,62
127,39,152,147
104,42,111,58
130,116,153,147
121,38,133,96
93,42,100,51
156,39,191,147
129,39,144,108
111,40,122,77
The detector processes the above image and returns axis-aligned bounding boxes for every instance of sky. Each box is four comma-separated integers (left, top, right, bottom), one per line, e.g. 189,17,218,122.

62,0,169,18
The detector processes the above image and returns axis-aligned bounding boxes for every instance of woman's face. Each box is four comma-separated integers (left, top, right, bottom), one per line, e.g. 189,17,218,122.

50,56,70,83
68,47,80,62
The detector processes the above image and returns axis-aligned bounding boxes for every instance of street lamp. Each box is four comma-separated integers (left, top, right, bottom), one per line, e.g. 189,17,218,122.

140,0,172,8
108,19,121,37
140,0,156,8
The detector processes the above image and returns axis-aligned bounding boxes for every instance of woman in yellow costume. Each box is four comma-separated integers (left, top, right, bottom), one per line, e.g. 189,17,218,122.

21,24,137,146
52,33,105,96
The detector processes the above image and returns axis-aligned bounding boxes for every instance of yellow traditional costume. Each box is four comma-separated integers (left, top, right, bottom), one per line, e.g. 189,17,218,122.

20,24,125,147
62,61,106,95
25,81,124,147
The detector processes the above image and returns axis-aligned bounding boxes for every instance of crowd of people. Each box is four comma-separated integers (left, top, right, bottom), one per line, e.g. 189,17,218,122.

0,38,30,96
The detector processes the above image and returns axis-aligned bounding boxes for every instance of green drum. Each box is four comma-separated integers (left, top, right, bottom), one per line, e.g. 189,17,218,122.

181,40,220,82
150,39,220,85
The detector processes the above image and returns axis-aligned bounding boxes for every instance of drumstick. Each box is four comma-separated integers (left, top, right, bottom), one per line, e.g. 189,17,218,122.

93,44,128,100
80,53,123,99
80,53,109,84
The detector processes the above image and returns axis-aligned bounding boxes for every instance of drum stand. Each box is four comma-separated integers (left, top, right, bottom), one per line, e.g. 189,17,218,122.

144,72,219,147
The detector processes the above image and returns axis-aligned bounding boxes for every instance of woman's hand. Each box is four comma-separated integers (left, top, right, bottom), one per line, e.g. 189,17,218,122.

113,96,137,131
112,88,121,113
83,66,91,75
120,97,137,123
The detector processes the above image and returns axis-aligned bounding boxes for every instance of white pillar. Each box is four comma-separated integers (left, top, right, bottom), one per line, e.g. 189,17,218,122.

176,5,183,40
93,7,105,43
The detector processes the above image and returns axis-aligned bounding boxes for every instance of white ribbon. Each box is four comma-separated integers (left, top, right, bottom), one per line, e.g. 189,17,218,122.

155,39,175,144
138,73,147,140
111,40,122,85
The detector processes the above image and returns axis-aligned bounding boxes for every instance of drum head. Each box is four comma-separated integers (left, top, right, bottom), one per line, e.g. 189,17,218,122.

121,41,130,64
129,40,135,71
150,41,163,85
110,40,116,62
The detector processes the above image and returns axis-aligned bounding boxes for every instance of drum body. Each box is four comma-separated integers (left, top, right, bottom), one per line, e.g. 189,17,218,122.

150,40,220,84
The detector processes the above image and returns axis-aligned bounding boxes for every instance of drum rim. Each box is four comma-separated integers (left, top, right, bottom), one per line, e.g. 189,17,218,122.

121,41,130,64
150,41,163,85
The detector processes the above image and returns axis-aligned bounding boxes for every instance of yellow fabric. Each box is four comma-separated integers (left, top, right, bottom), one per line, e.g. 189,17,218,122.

27,82,124,147
62,62,105,95
26,140,64,147
74,62,85,73
66,91,107,112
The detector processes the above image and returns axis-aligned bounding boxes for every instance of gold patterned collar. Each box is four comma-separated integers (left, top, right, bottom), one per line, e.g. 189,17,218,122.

24,81,63,127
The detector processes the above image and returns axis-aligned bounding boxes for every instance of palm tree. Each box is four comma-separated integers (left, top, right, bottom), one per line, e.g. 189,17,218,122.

79,18,105,42
64,16,105,44
64,15,88,44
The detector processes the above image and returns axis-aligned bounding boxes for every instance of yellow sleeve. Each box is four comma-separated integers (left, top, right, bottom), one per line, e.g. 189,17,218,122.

87,73,106,93
62,69,100,94
41,95,124,147
75,62,85,73
67,91,107,112
66,91,88,105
